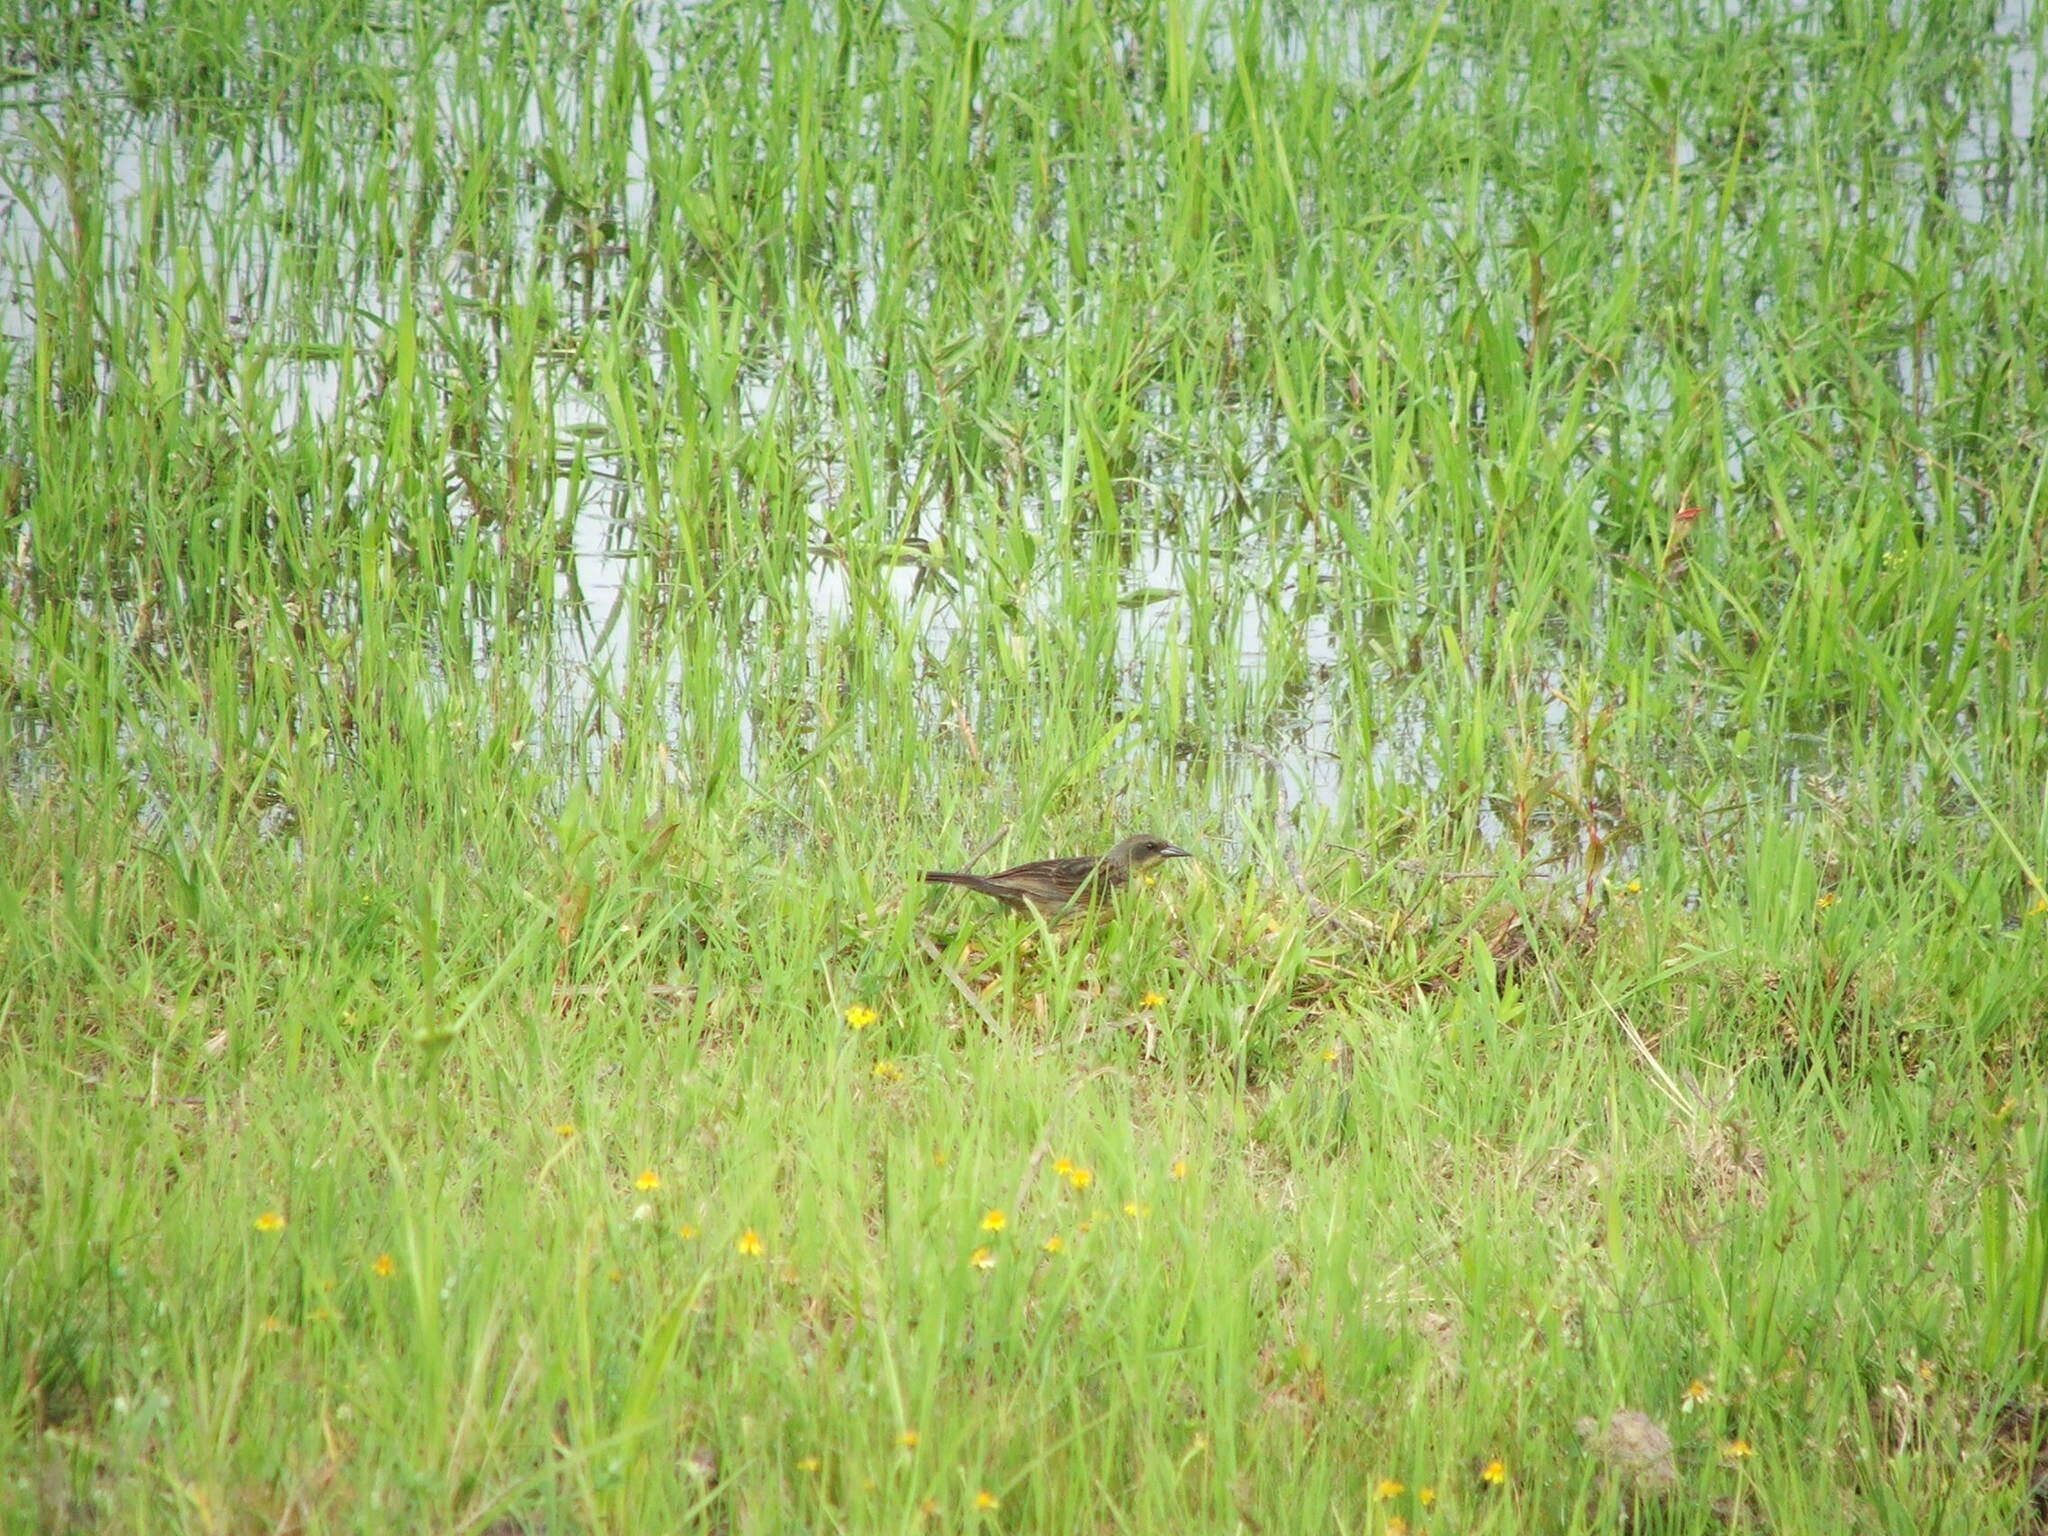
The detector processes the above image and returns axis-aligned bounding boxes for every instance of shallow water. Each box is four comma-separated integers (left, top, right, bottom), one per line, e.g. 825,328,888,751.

2,1,2039,873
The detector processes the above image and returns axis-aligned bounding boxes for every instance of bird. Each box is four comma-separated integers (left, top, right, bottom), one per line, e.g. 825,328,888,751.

922,834,1192,918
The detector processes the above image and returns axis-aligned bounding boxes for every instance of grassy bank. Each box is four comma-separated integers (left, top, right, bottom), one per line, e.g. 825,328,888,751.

3,0,2046,1530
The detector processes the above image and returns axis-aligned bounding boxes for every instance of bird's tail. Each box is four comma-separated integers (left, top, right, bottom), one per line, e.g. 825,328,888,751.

923,870,1005,894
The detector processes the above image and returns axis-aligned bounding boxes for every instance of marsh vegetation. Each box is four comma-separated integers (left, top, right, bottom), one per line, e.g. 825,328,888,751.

3,0,2046,1529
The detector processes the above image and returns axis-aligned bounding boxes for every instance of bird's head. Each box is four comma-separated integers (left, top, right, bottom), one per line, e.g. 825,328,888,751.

1109,834,1193,874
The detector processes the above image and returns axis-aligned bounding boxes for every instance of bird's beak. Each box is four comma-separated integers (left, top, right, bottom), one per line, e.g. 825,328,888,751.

1159,845,1192,859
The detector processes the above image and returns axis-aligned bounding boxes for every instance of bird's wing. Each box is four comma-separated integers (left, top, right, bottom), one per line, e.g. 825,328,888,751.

992,854,1102,883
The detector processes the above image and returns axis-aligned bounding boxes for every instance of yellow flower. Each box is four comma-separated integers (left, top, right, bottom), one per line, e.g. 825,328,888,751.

371,1252,396,1279
1681,1378,1711,1412
974,1489,1000,1510
737,1228,764,1257
919,1496,940,1517
1816,892,1837,910
554,1122,576,1138
1043,1234,1065,1254
254,1211,286,1233
1376,1478,1405,1500
970,1246,996,1271
932,1148,950,1167
872,1059,904,1082
1625,878,1643,894
2030,895,2048,917
677,1223,699,1240
1322,1045,1339,1064
1140,991,1166,1009
898,1428,921,1449
1171,1159,1188,1181
1722,1438,1754,1460
1053,1157,1074,1176
1387,1521,1411,1536
1068,1167,1093,1190
259,1315,285,1334
796,1455,822,1473
1419,1486,1436,1507
1481,1458,1507,1484
845,1004,879,1029
635,1168,661,1191
1123,1201,1149,1219
980,1208,1007,1232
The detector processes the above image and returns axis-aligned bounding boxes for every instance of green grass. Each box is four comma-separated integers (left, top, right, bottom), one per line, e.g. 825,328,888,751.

3,0,2046,1530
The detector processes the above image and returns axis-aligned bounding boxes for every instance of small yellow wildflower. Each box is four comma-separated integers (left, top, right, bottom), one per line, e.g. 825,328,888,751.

1068,1166,1094,1190
254,1211,285,1233
1171,1159,1189,1181
1626,878,1643,894
933,1147,950,1167
1123,1201,1149,1219
1681,1378,1711,1412
897,1429,921,1449
970,1246,996,1271
736,1228,764,1257
1419,1486,1436,1507
371,1252,396,1279
1376,1478,1405,1500
1816,892,1837,911
796,1455,822,1473
259,1315,285,1334
677,1223,699,1240
1387,1520,1411,1536
975,1490,1000,1510
845,1004,879,1029
1139,991,1166,1009
919,1497,941,1517
2030,895,2048,917
872,1059,904,1082
554,1122,576,1138
980,1208,1007,1232
1053,1157,1074,1176
1043,1234,1065,1254
1722,1438,1754,1460
1481,1458,1507,1485
1322,1045,1339,1064
635,1168,661,1191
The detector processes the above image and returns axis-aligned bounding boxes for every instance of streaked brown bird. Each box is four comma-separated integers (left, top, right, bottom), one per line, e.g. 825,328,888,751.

922,833,1192,918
